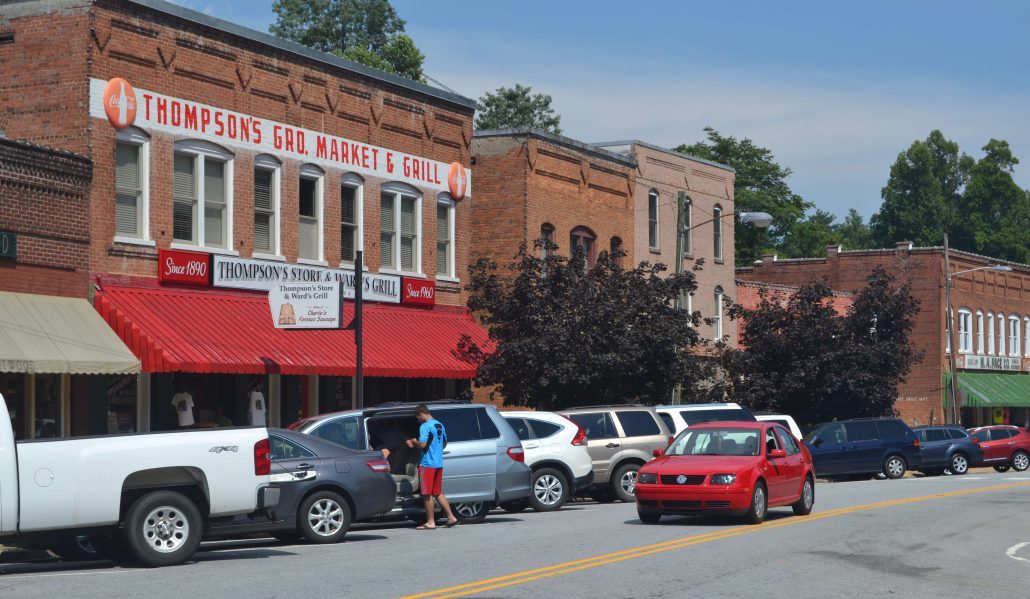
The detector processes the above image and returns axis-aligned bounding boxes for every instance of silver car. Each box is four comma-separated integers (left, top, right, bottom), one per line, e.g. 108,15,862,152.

291,401,531,524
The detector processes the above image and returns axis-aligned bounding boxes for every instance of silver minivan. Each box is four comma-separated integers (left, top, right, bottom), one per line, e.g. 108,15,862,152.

290,401,530,523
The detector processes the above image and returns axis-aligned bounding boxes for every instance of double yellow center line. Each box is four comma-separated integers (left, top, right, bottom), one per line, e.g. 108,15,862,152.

401,481,1030,599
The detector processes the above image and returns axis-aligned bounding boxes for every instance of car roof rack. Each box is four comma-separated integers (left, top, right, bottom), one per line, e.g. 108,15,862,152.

562,403,645,410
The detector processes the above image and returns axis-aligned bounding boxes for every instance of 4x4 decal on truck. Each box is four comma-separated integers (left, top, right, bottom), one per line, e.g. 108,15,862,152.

209,446,239,453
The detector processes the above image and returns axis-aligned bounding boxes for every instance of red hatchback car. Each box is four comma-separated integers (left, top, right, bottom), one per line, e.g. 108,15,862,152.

968,426,1030,472
635,421,815,524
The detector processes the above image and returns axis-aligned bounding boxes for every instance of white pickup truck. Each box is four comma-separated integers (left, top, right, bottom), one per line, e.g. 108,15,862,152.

0,393,277,566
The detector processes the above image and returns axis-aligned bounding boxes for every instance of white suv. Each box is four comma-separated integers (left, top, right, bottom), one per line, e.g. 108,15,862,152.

500,411,594,512
655,403,756,435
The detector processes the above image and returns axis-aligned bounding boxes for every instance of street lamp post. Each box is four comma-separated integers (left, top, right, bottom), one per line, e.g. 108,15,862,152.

671,200,772,403
943,232,1012,425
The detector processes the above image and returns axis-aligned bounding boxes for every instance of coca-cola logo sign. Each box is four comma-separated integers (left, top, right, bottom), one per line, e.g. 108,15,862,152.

158,249,211,285
402,278,436,306
103,78,137,129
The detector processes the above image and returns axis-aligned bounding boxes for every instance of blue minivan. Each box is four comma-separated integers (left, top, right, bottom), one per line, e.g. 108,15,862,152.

803,418,922,480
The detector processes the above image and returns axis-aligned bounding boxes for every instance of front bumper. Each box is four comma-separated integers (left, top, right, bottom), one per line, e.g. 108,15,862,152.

635,483,751,513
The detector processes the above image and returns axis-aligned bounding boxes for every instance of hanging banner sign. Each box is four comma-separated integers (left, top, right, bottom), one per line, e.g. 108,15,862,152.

89,78,470,195
212,255,401,303
402,277,436,306
158,249,211,285
269,281,342,329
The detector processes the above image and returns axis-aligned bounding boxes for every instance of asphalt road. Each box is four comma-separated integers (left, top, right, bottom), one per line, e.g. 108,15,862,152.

3,471,1030,599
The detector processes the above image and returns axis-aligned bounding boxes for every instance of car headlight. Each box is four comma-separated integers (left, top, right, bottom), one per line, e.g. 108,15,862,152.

638,472,658,485
709,473,737,485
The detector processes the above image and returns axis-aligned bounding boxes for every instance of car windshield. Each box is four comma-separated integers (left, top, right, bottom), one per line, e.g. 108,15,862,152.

667,428,761,457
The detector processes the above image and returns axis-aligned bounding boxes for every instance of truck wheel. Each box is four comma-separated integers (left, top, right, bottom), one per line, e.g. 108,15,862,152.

124,490,203,567
298,491,351,544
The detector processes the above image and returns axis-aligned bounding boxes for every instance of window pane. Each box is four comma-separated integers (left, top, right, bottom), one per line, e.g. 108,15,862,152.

505,417,532,441
254,168,273,211
270,435,316,460
648,191,658,247
204,204,224,246
116,192,139,237
300,218,317,259
477,409,500,439
991,428,1013,441
254,213,271,253
299,178,317,218
172,154,195,242
713,208,722,259
527,419,562,439
381,193,395,232
204,160,226,248
844,421,879,441
925,429,947,442
310,416,363,450
615,411,661,437
400,235,415,271
33,374,61,439
434,408,480,443
342,186,356,224
400,196,416,235
567,412,615,439
437,204,450,275
381,232,394,267
875,420,907,439
658,412,675,431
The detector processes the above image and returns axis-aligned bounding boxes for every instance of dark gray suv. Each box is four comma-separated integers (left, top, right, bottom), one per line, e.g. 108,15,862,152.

291,401,531,524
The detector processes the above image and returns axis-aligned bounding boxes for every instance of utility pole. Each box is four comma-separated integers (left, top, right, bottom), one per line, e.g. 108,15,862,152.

354,250,364,409
672,192,687,404
944,234,960,425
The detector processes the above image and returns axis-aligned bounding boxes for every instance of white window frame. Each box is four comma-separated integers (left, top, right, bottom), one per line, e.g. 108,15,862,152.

713,286,724,341
170,140,236,254
380,182,422,276
1025,316,1030,357
113,127,152,246
951,310,968,351
647,189,659,249
340,173,364,268
945,308,951,354
987,312,995,355
998,312,1006,356
976,310,984,354
1009,316,1021,357
713,205,723,261
298,164,325,265
683,197,692,256
252,154,282,260
436,193,457,281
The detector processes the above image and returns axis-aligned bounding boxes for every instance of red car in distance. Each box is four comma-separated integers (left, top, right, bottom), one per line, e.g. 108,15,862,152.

968,425,1030,472
635,421,815,524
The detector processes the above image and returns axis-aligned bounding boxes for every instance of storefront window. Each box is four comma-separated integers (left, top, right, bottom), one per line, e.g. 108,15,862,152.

318,376,353,414
105,375,138,434
1,374,27,440
34,374,61,439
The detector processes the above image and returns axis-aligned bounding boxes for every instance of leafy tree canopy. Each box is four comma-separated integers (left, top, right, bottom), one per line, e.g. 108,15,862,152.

675,127,812,265
460,245,715,410
475,84,562,135
270,0,425,80
725,267,921,429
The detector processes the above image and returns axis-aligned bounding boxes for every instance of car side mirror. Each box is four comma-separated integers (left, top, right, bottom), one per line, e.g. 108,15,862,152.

769,448,786,459
812,438,824,447
652,449,664,458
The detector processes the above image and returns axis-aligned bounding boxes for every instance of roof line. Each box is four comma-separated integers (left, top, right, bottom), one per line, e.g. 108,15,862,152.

592,139,736,173
474,127,637,168
122,0,477,111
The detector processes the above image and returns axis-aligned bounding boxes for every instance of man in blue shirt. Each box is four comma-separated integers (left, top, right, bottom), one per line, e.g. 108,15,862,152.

406,404,458,529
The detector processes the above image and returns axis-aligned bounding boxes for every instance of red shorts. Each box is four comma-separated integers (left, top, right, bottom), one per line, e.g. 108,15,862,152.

419,466,443,496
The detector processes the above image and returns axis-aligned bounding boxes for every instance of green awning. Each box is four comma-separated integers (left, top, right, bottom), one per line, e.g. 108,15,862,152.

944,372,1030,408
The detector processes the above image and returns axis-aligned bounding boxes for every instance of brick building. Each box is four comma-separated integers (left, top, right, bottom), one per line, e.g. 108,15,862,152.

737,243,1030,427
0,136,139,439
594,140,738,348
0,0,486,435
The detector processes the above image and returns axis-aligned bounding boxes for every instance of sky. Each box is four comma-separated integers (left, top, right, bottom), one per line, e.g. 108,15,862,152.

173,0,1030,223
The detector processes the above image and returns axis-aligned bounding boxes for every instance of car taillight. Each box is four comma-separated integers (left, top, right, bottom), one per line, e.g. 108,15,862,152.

366,458,391,473
506,446,525,462
971,437,980,444
254,438,271,476
913,438,920,448
571,425,588,446
668,436,675,446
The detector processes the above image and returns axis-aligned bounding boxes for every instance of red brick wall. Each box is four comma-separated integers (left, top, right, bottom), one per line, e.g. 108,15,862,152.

0,138,93,297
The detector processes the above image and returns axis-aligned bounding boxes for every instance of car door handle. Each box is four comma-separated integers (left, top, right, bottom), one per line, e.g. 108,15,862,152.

605,442,620,449
443,450,451,455
524,443,540,449
297,463,315,470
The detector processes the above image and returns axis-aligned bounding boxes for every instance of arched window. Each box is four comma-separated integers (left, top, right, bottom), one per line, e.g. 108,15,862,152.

610,236,623,268
713,204,723,261
253,154,281,257
298,164,325,262
539,223,555,258
683,196,693,256
1010,315,1021,357
340,173,364,265
998,312,1006,356
647,189,659,249
172,139,233,249
713,286,725,341
987,312,995,355
951,312,968,354
380,182,421,273
114,127,151,243
570,226,596,269
976,310,984,354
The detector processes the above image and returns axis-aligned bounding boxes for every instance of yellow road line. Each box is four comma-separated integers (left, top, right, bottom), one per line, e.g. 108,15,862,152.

402,481,1030,599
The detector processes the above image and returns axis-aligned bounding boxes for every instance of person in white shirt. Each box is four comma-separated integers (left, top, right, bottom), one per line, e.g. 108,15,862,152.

248,380,267,427
170,377,195,428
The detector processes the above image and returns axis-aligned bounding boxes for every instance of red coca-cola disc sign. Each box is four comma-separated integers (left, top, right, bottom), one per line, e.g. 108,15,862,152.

158,249,211,285
402,277,435,306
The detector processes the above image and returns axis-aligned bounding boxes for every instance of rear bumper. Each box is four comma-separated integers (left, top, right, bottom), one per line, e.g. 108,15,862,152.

257,485,280,509
496,462,532,504
635,484,752,513
571,471,594,495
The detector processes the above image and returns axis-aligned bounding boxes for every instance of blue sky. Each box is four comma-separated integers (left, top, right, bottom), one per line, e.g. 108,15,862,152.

176,0,1030,223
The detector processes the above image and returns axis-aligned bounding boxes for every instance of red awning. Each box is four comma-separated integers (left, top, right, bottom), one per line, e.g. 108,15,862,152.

93,282,489,378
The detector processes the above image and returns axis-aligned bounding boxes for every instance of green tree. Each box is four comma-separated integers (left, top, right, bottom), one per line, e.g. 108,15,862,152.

724,267,921,429
870,130,971,247
780,209,841,258
459,245,713,410
834,208,874,250
270,0,425,80
475,84,562,134
675,127,812,266
954,140,1030,263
